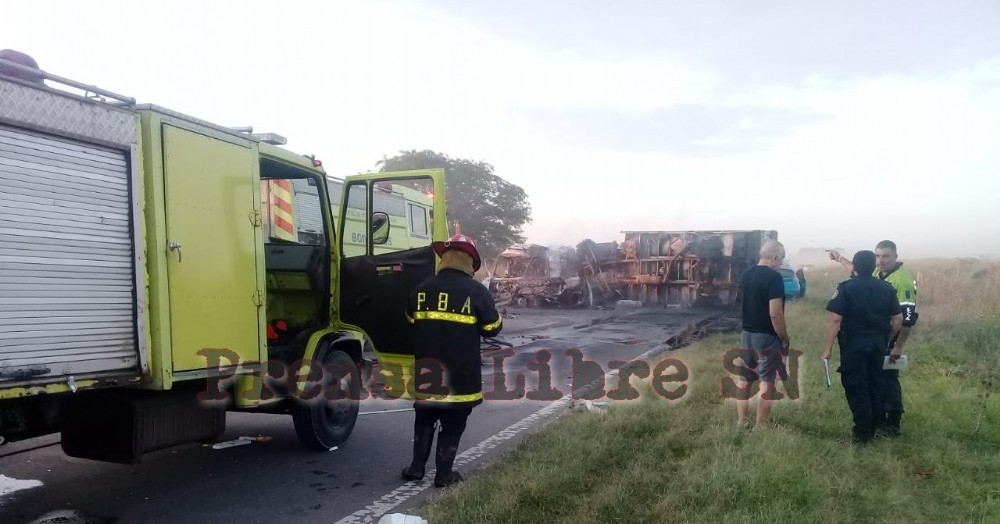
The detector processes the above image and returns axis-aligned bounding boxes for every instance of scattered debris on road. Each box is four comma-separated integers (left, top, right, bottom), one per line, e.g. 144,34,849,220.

211,436,271,450
0,474,43,497
378,513,428,524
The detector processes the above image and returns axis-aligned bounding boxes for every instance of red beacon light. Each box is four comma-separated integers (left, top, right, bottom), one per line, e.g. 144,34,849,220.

303,154,323,168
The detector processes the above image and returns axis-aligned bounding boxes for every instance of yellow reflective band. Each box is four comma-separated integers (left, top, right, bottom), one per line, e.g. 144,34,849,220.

482,316,502,331
413,391,484,402
272,207,294,222
405,311,415,324
412,311,476,324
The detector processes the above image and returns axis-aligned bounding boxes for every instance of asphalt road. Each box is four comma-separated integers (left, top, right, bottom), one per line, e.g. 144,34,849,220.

0,307,721,524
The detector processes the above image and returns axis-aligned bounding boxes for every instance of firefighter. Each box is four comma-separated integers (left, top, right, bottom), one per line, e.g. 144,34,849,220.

400,234,502,487
830,240,917,436
821,250,902,444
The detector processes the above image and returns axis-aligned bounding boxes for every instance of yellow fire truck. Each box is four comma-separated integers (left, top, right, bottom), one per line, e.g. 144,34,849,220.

326,178,435,257
0,52,447,462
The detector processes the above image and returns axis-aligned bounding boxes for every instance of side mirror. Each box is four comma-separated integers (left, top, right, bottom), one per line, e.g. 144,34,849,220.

371,212,390,245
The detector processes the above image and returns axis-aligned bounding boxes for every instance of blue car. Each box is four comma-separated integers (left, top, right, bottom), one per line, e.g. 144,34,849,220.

778,265,801,300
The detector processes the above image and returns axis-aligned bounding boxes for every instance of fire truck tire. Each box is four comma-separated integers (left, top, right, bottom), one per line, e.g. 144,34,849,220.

292,348,360,450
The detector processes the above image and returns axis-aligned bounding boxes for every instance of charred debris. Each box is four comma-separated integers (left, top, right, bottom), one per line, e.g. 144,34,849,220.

482,230,777,309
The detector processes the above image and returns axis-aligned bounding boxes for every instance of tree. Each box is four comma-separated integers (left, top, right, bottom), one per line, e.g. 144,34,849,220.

376,150,531,260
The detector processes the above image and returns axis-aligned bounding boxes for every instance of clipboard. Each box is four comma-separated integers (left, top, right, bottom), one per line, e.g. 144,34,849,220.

882,355,908,371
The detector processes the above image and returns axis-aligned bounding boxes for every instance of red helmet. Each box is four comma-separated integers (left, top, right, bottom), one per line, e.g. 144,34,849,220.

432,234,482,271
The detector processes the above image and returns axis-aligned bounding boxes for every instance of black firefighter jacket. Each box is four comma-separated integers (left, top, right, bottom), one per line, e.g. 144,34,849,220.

404,269,502,408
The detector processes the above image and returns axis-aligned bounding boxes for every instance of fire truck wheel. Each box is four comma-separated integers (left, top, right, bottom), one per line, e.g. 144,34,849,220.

292,348,361,450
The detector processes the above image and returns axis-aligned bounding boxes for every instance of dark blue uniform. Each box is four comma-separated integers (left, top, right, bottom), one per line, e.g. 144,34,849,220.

826,275,901,442
401,267,502,486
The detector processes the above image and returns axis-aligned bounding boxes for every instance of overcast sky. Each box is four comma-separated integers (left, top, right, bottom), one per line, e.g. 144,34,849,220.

8,0,1000,259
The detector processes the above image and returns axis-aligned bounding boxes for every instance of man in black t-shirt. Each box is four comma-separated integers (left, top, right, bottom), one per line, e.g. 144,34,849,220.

736,239,790,429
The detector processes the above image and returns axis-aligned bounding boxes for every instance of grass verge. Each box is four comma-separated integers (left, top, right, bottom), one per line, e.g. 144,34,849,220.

421,260,1000,524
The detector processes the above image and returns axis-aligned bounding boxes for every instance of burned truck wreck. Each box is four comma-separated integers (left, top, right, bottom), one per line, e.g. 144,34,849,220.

486,230,777,308
588,230,778,307
484,244,582,307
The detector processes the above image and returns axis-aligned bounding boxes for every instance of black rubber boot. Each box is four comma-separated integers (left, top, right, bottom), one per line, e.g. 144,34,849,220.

882,410,902,437
401,425,436,481
852,426,875,445
874,410,886,430
433,433,463,487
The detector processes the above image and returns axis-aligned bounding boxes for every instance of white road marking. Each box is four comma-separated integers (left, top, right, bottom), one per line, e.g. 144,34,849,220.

358,408,415,416
334,342,673,524
0,474,43,498
333,397,571,524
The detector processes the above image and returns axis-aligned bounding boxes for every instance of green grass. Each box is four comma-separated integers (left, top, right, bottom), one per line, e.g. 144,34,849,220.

421,261,1000,524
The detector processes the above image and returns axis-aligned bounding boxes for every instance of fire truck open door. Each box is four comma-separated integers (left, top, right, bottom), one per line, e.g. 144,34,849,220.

337,169,447,360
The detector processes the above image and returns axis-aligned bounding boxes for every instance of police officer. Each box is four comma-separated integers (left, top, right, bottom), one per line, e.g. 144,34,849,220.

400,234,502,487
821,250,903,444
830,240,918,436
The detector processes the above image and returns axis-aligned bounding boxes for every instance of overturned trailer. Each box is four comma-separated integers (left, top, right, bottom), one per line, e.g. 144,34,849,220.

580,230,778,307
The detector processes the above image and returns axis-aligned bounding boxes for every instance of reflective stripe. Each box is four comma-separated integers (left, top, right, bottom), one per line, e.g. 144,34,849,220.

412,311,476,324
269,180,296,241
900,302,916,306
482,316,502,331
405,311,414,324
413,391,483,402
